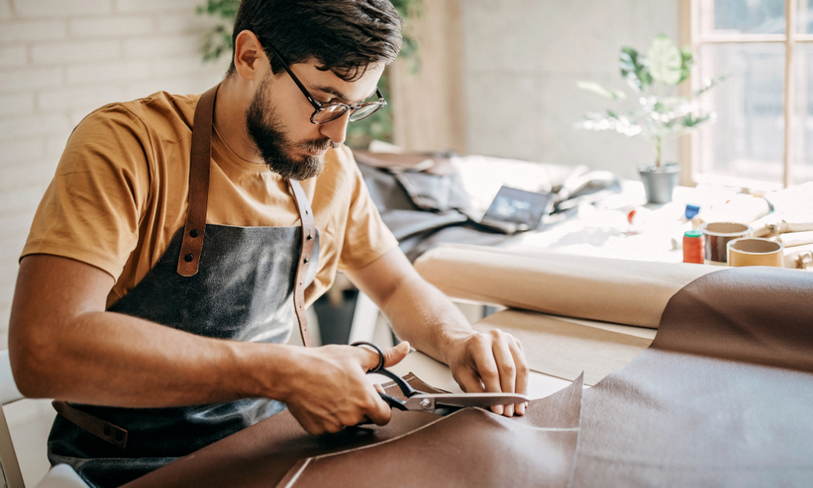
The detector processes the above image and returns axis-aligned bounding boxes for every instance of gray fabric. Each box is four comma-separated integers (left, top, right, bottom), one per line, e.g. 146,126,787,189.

48,224,320,488
359,163,512,261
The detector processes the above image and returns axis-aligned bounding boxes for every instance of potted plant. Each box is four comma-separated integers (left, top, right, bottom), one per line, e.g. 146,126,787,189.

576,35,726,204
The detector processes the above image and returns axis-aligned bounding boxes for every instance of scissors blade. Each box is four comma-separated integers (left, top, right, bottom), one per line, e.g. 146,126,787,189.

403,392,529,411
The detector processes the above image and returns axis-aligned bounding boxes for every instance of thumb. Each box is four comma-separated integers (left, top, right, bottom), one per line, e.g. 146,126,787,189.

383,341,410,368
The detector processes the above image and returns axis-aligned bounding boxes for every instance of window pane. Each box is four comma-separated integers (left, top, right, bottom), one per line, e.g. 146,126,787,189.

793,44,813,184
798,0,813,34
696,43,785,185
700,0,785,35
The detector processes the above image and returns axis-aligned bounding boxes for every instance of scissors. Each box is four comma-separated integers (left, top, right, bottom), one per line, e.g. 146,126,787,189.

351,341,529,415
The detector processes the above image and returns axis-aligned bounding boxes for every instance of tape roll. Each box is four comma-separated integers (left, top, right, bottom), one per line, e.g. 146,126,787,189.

701,222,752,264
727,237,784,268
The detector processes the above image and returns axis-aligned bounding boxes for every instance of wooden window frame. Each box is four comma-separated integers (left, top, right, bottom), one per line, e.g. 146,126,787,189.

680,0,810,188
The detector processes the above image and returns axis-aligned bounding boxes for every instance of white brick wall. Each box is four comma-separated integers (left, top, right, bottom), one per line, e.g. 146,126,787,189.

0,0,230,349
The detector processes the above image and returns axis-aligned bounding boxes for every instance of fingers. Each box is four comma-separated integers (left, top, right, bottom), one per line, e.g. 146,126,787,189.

468,334,503,414
453,330,530,417
510,337,530,416
355,345,383,372
354,341,410,372
453,367,485,394
491,333,516,416
364,390,393,426
382,341,410,367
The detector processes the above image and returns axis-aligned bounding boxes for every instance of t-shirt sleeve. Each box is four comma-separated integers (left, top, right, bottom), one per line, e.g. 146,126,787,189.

21,105,151,281
337,146,399,271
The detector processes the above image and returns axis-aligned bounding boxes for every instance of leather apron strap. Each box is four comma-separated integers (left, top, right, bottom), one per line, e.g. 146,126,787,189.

52,400,129,449
53,85,319,449
289,179,316,348
175,83,315,347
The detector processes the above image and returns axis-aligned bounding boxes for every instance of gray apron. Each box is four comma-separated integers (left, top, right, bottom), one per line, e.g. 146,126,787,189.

47,85,320,488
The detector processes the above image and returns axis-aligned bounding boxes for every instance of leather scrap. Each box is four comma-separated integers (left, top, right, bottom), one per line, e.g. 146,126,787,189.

121,373,584,488
572,267,813,487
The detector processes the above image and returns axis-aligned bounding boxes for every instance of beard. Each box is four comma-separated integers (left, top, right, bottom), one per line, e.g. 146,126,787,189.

245,76,334,181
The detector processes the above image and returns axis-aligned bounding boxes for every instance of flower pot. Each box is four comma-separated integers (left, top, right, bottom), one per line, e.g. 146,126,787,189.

638,163,679,204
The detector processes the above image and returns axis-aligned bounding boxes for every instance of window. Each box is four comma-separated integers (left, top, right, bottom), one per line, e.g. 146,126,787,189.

684,0,813,189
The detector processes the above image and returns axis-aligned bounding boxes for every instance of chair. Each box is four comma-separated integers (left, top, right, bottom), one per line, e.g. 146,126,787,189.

0,350,88,488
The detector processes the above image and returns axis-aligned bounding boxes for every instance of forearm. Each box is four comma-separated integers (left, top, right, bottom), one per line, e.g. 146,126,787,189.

11,308,294,407
370,273,476,366
346,249,529,414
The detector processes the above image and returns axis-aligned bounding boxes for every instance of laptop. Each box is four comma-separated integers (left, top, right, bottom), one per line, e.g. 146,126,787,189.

479,186,553,234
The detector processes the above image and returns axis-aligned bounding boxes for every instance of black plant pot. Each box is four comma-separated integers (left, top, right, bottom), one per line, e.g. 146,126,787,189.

638,163,679,204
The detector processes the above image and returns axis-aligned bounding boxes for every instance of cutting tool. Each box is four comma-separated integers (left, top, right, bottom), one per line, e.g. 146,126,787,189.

351,341,529,415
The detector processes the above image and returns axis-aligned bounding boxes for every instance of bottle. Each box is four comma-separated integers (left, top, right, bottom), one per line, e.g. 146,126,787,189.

683,230,704,264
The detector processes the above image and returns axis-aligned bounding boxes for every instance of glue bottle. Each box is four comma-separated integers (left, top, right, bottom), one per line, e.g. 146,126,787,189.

683,230,704,264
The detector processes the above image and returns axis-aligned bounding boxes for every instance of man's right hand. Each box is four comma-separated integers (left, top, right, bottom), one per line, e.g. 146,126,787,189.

277,341,410,435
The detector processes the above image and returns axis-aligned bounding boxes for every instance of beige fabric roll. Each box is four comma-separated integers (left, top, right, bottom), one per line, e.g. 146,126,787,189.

414,245,718,328
776,230,813,248
784,243,813,269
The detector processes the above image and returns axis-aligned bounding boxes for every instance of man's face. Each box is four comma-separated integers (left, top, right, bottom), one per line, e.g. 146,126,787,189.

245,59,384,181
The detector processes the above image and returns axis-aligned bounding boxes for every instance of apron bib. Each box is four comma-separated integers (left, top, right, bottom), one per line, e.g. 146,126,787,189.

47,85,320,488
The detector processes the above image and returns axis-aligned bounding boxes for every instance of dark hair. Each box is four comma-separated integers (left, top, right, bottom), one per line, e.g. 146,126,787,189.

228,0,403,81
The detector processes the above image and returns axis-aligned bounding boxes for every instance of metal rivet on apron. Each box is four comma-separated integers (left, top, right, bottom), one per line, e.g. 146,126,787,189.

184,254,194,262
190,229,199,238
307,234,313,240
303,258,309,264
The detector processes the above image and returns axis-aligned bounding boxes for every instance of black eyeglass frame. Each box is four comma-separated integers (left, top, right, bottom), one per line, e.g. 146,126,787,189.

262,40,387,125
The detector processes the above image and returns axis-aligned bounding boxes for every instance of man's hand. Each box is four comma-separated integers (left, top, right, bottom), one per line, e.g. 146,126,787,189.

345,248,531,418
446,329,529,417
278,341,410,435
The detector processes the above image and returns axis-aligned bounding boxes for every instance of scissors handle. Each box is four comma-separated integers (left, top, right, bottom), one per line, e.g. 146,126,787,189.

378,392,409,411
351,341,420,398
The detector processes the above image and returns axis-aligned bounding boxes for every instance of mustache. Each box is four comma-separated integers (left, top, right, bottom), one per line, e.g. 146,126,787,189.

298,138,337,152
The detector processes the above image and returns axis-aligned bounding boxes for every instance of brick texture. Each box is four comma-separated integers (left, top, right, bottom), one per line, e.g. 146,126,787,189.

0,0,229,349
12,0,113,18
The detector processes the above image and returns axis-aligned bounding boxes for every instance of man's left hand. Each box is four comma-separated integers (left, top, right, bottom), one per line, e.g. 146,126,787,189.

446,329,529,417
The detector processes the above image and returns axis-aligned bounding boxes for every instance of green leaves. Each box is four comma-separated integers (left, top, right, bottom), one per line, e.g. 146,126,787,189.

679,46,694,84
619,36,695,91
619,47,652,92
576,81,627,100
647,35,682,85
693,74,730,97
579,35,726,155
196,0,240,20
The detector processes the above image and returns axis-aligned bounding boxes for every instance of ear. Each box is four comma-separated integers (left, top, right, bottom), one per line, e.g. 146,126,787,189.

233,30,269,82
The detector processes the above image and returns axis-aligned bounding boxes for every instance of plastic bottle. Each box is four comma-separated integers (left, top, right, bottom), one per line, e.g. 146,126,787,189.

683,229,704,264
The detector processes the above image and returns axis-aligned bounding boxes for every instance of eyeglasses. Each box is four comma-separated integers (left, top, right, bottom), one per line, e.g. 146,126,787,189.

263,40,387,125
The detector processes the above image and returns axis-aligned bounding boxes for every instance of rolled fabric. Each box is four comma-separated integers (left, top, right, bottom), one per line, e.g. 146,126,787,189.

776,230,813,248
413,244,718,328
784,243,813,269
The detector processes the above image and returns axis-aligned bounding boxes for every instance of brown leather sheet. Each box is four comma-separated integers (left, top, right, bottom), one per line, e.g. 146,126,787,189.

123,266,813,487
122,373,584,488
573,267,813,486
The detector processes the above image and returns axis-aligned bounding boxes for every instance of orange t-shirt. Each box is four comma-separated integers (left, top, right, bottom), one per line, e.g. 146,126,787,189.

22,91,399,309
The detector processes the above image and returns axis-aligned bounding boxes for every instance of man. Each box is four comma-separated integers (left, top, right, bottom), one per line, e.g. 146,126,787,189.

9,1,528,486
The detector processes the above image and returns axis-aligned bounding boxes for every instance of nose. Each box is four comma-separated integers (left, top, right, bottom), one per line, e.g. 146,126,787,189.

318,111,351,146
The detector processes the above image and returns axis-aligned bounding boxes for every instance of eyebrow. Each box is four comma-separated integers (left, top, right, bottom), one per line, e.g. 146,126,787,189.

311,84,376,105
